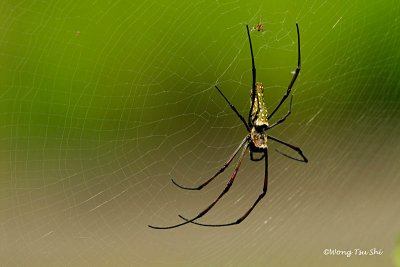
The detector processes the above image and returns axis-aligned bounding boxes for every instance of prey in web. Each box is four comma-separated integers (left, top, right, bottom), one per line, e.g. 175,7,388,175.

149,22,308,229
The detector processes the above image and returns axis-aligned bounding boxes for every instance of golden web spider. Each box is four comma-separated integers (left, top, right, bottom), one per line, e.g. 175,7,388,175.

149,22,307,229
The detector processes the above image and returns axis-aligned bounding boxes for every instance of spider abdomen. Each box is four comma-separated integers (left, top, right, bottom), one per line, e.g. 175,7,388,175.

250,82,269,127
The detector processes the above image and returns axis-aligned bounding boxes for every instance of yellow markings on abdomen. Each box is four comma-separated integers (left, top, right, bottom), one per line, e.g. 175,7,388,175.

251,82,269,127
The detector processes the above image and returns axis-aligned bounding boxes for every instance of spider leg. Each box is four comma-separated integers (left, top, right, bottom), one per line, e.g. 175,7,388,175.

214,85,249,131
267,95,293,130
246,24,257,128
269,135,308,163
171,136,249,190
148,143,249,230
268,23,300,120
250,151,265,161
180,149,269,227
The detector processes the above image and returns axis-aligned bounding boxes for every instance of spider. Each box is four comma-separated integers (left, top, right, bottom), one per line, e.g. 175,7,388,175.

251,16,264,32
149,22,307,229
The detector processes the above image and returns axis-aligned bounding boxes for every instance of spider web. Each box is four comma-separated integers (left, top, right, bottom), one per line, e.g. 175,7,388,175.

1,0,400,266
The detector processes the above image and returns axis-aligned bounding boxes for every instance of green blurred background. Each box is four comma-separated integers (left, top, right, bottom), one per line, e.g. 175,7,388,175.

1,0,399,266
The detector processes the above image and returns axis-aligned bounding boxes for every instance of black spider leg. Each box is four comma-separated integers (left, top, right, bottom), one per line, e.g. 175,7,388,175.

171,135,249,190
267,95,293,130
250,153,264,161
214,85,250,131
269,135,308,163
268,22,300,120
245,24,257,128
250,151,264,161
179,149,269,227
148,142,249,230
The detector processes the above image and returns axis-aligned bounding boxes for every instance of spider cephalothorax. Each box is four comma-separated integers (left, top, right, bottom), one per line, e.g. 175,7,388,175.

149,22,308,229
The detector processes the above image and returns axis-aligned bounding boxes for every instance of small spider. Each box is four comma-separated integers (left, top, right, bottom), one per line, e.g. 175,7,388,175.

149,22,307,229
251,16,263,32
